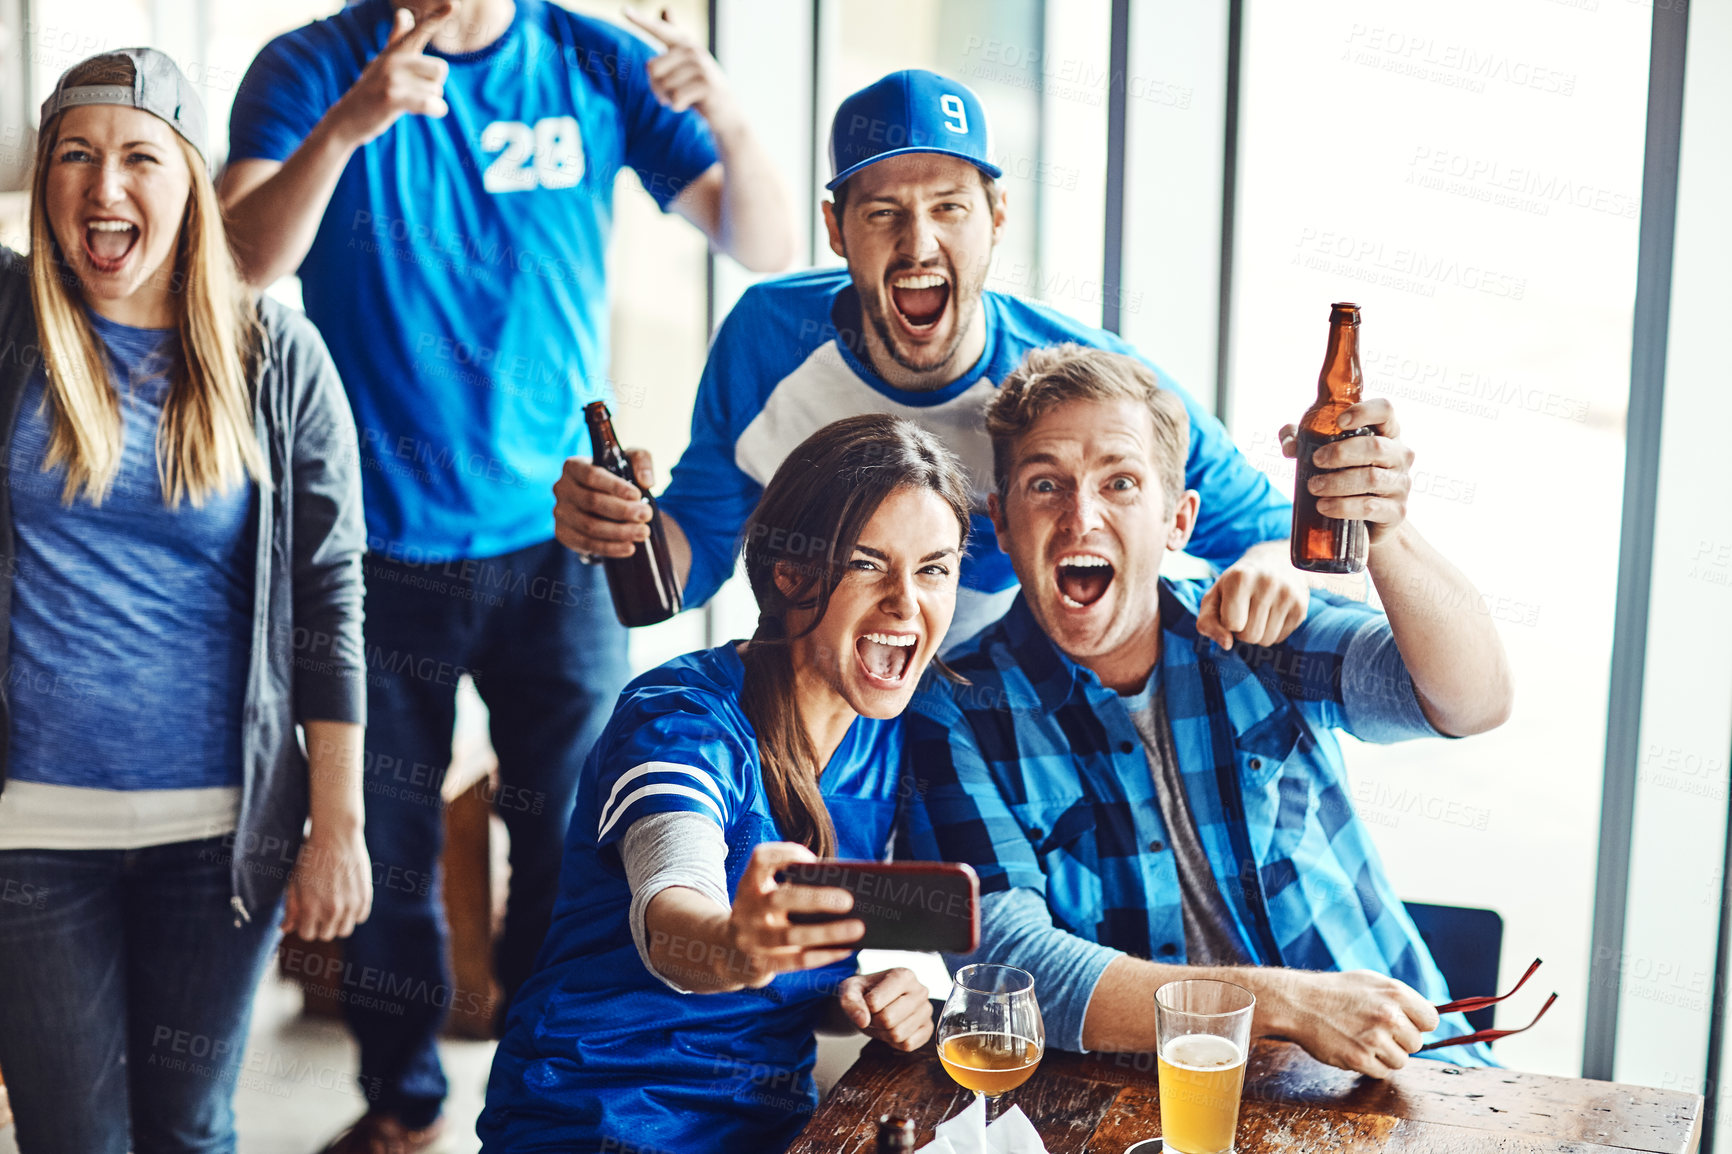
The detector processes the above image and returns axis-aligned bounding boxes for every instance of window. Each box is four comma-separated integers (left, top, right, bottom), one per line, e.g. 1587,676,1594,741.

1229,0,1650,1075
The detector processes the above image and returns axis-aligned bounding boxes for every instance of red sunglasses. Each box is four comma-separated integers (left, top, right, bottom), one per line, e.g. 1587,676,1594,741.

1417,957,1558,1052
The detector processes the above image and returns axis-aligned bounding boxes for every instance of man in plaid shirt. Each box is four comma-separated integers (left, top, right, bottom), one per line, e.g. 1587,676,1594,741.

904,344,1513,1075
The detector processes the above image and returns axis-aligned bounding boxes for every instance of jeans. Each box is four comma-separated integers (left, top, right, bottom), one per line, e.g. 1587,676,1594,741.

0,837,282,1154
345,540,630,1127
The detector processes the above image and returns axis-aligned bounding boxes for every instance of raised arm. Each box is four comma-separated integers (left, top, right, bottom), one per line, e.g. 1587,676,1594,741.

220,6,452,285
1284,398,1513,736
622,7,794,273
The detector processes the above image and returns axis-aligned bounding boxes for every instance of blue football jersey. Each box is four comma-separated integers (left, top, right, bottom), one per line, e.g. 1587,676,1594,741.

658,270,1293,637
229,0,718,561
479,644,903,1153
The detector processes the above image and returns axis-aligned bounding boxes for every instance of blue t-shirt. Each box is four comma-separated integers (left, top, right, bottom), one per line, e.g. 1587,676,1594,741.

480,644,902,1154
228,0,719,561
658,270,1293,613
7,313,256,790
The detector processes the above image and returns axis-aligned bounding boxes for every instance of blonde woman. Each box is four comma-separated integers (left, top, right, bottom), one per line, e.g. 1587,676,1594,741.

0,50,370,1154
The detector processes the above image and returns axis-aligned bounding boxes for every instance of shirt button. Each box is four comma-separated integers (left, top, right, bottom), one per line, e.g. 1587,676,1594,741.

1029,827,1045,842
1118,741,1135,754
1148,840,1165,852
1249,757,1263,770
1159,943,1179,956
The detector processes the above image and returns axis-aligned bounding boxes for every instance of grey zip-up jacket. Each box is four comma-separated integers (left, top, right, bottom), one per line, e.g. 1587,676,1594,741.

0,248,367,921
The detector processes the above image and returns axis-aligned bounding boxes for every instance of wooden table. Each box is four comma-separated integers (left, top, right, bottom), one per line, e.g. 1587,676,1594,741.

791,1038,1703,1153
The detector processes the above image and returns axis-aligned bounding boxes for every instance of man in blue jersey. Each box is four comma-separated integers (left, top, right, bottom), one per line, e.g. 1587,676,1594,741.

220,2,792,1148
556,69,1305,649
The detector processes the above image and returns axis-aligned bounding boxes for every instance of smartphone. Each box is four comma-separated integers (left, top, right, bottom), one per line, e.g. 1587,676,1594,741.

775,860,980,954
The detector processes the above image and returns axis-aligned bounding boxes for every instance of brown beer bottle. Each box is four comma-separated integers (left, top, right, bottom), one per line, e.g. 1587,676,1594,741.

583,402,683,627
1291,302,1371,574
875,1115,917,1153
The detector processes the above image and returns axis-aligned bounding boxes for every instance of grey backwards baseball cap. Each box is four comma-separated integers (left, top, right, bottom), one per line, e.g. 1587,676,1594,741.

39,48,207,163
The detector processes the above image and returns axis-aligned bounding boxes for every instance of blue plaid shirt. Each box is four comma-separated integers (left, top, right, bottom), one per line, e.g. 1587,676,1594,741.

903,577,1490,1063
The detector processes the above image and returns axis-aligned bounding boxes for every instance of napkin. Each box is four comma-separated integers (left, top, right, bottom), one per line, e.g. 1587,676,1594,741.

914,1093,1050,1154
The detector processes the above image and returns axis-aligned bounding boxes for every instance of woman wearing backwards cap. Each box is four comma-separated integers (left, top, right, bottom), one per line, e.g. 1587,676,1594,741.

0,50,369,1154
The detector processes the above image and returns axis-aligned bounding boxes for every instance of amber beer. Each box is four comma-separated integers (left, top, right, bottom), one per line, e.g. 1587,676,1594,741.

938,1031,1043,1096
1291,302,1372,573
1156,1033,1248,1154
582,402,683,627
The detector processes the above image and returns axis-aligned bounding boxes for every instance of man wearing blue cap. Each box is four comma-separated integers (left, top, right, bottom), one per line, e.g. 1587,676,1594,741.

557,69,1307,651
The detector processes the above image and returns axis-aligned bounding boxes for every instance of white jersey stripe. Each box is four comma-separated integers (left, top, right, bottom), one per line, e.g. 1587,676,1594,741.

599,761,725,836
732,342,1000,501
597,783,726,841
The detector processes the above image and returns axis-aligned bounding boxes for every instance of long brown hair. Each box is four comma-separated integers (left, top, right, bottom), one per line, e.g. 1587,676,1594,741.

30,53,264,507
739,414,972,857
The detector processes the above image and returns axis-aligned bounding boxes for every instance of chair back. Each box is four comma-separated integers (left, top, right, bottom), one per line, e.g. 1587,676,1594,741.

1404,901,1504,1034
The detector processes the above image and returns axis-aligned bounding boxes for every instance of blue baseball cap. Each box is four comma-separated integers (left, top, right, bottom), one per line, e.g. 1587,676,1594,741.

827,70,1001,191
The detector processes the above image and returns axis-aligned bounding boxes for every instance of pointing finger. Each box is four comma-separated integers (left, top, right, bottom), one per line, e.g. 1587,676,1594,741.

383,7,416,49
621,5,691,49
396,2,453,55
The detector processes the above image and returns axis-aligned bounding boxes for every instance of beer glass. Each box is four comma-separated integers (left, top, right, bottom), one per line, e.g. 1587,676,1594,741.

1154,979,1255,1154
937,963,1045,1121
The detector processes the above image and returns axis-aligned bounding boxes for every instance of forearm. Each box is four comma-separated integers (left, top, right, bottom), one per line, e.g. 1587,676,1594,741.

222,118,358,286
1240,538,1290,564
1081,957,1309,1051
643,886,748,993
1367,522,1513,735
969,887,1122,1052
302,719,364,835
702,112,794,272
623,810,732,992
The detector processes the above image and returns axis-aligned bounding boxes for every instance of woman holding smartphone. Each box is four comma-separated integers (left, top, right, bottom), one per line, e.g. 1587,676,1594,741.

479,414,971,1153
0,50,368,1154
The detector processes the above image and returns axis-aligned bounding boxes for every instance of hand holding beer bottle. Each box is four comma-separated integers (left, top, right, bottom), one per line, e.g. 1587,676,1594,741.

1285,305,1414,571
577,403,684,627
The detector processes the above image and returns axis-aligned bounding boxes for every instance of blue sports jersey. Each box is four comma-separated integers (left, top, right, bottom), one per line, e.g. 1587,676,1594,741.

480,644,902,1154
228,0,718,561
657,269,1292,630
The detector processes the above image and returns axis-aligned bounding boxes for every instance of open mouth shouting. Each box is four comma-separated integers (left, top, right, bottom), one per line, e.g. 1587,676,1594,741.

855,629,919,689
83,218,141,274
888,270,950,334
1055,553,1115,610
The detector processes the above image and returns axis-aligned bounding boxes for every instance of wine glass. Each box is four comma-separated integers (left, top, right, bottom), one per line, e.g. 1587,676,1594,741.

937,963,1045,1122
